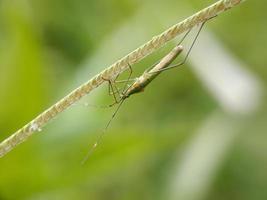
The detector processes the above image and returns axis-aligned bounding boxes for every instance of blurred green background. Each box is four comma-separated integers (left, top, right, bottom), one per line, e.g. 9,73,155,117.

0,0,267,200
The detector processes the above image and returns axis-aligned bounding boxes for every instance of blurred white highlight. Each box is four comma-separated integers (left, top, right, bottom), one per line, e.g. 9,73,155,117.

188,31,262,114
168,112,239,200
167,29,263,200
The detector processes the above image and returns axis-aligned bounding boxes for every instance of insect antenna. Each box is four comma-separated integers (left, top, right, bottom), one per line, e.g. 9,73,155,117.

81,65,133,164
81,99,125,165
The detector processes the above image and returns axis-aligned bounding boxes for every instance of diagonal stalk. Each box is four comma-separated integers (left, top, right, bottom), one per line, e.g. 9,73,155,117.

0,0,245,158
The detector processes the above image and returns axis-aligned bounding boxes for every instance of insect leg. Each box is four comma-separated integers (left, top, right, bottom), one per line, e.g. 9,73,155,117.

102,63,133,106
120,64,133,95
178,28,192,45
115,78,136,83
145,30,191,73
78,77,122,109
109,74,121,95
102,77,121,106
153,22,205,73
111,64,135,96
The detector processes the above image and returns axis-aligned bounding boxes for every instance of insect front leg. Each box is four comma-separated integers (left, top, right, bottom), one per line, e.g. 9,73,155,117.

102,76,121,106
112,63,137,97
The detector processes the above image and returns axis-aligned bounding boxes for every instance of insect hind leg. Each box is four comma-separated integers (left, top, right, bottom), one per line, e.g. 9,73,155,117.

150,17,214,73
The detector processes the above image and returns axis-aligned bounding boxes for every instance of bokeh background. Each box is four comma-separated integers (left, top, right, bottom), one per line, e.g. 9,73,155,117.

0,0,267,199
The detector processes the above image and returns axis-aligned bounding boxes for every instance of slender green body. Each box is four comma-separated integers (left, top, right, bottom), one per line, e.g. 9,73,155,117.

123,45,183,99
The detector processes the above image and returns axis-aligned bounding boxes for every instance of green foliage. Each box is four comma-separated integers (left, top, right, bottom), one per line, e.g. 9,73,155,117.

0,0,266,199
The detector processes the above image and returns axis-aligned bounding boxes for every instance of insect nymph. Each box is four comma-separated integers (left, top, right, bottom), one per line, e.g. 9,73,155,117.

82,20,209,163
105,21,205,111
